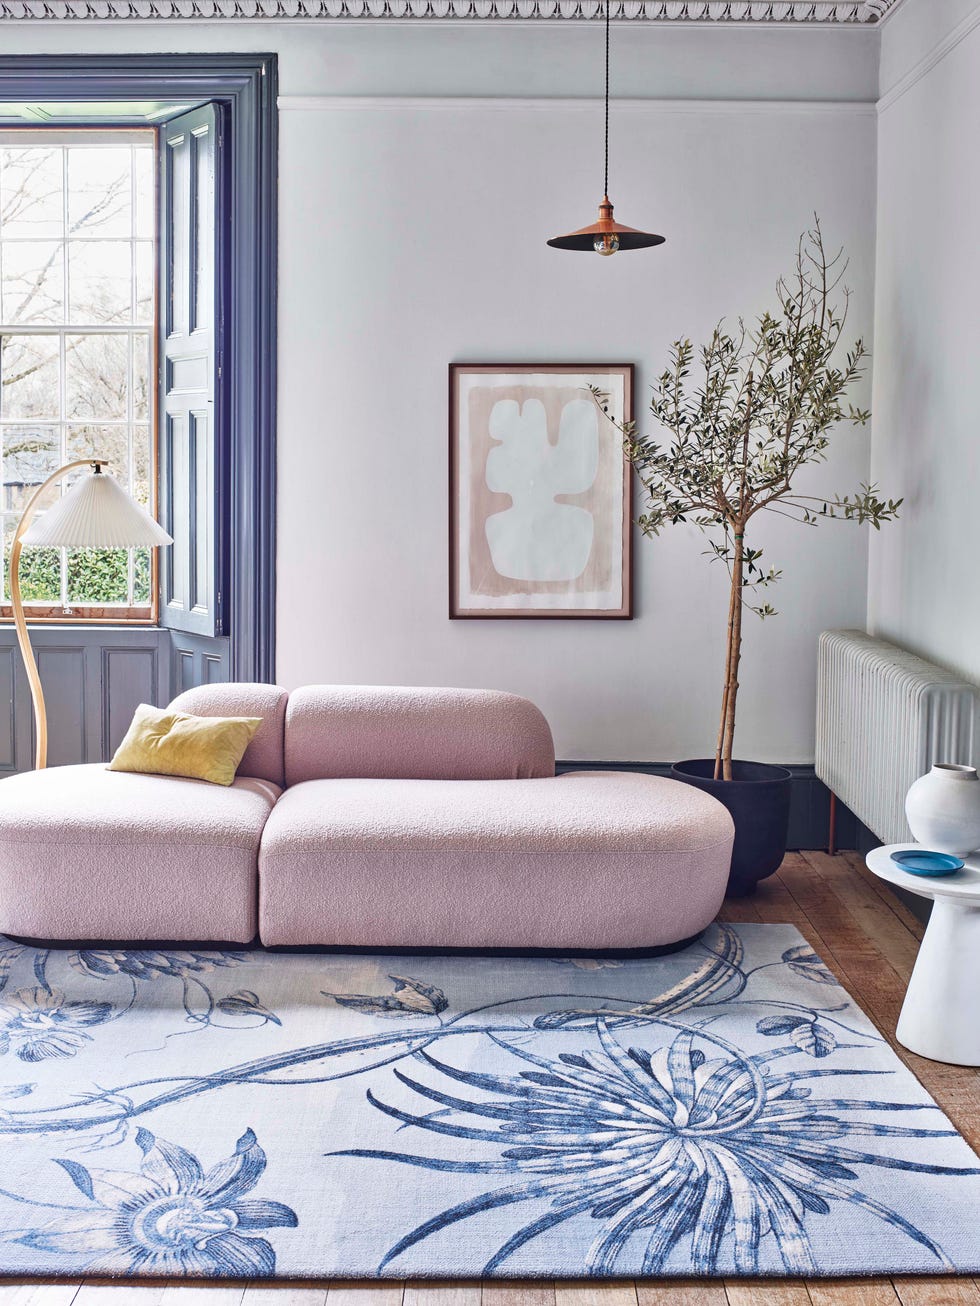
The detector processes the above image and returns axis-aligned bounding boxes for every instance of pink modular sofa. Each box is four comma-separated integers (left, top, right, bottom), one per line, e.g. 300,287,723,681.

0,683,735,951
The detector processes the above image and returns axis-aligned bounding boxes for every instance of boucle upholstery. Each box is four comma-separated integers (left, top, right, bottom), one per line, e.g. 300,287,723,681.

169,682,288,788
259,771,733,949
0,685,735,950
0,764,279,943
284,685,555,786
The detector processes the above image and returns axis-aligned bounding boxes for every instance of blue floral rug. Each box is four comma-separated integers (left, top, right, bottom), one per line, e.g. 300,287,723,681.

0,923,977,1279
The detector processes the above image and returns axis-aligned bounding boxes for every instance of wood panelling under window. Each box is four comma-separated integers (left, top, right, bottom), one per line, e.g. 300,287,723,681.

0,623,169,769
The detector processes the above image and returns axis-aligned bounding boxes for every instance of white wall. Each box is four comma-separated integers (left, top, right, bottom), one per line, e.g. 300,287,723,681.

0,19,880,762
277,97,876,763
869,0,980,689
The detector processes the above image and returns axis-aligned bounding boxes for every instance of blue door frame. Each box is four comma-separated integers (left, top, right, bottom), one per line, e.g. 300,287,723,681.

0,53,278,686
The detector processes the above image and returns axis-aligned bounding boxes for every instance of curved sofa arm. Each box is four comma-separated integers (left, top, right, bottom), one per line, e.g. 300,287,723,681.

169,682,289,788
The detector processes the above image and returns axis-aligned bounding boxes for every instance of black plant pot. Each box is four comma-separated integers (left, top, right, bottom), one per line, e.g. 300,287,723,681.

670,758,793,898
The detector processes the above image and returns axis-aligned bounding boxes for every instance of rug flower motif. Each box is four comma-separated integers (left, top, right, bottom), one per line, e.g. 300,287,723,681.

13,1127,296,1275
0,923,976,1278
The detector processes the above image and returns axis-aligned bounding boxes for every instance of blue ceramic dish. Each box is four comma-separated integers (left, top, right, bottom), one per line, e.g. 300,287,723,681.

890,849,964,877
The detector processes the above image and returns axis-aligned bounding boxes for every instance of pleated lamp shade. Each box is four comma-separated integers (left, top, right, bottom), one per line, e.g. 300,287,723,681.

21,471,173,549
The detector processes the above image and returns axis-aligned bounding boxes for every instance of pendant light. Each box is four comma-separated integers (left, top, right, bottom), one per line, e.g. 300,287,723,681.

547,0,665,256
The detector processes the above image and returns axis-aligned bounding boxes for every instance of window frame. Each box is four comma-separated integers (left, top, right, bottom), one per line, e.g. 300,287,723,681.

0,55,278,685
0,123,161,625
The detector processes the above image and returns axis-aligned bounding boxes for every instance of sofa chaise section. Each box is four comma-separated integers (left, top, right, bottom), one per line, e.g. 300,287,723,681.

0,765,279,943
0,682,288,944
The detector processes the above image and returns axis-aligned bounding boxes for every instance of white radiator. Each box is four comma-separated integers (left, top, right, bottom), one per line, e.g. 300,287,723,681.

816,630,979,843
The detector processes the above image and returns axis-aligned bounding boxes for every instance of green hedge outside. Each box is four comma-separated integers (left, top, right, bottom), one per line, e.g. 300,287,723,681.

3,546,150,606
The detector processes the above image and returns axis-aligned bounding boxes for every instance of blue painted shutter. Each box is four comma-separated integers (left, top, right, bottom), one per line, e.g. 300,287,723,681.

158,103,227,647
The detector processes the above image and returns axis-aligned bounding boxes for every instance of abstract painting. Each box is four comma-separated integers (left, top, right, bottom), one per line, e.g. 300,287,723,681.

449,364,633,617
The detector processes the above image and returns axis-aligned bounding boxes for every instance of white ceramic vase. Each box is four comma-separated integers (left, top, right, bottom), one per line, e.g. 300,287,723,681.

905,763,980,857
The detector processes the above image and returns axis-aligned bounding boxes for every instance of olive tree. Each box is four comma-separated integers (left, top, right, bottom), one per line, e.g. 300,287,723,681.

599,221,900,781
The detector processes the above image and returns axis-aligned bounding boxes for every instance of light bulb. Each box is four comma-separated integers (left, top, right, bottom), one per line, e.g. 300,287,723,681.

594,232,620,256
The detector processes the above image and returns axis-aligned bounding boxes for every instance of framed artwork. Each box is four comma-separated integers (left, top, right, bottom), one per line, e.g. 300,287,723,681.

449,362,634,619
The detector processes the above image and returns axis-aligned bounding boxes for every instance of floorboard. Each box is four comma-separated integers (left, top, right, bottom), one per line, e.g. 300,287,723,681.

806,1281,901,1306
1,853,976,1305
724,1281,811,1306
892,1280,980,1305
242,1284,330,1305
0,1287,82,1306
635,1282,728,1304
554,1283,638,1306
326,1285,402,1306
403,1284,481,1306
326,1287,403,1306
482,1284,556,1306
74,1286,171,1306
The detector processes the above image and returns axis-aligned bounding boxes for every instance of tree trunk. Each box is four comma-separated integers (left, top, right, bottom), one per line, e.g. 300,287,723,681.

714,562,738,781
716,372,754,782
721,532,746,782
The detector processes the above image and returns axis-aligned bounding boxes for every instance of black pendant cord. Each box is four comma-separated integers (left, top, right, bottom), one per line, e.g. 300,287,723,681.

604,0,610,197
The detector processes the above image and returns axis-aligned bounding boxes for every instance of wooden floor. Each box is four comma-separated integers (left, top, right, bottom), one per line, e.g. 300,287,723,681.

1,851,978,1306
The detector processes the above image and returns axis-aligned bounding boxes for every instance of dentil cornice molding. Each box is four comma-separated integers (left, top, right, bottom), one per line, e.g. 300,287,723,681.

0,0,902,21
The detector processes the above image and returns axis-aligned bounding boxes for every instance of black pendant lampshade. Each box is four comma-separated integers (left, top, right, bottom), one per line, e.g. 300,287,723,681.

548,0,664,255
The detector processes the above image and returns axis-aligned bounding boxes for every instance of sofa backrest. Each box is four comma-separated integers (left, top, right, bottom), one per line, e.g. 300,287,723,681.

284,685,555,786
168,682,288,788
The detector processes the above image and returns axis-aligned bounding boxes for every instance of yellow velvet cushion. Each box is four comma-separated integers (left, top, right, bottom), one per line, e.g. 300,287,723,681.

108,703,263,787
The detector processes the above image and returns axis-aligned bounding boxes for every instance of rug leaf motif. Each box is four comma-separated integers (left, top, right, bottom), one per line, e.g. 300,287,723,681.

323,974,448,1018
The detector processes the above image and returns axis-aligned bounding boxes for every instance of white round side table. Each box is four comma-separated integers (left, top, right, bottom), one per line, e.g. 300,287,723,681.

866,843,980,1067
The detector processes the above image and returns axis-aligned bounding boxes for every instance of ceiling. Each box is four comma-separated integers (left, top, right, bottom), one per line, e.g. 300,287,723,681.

0,0,904,20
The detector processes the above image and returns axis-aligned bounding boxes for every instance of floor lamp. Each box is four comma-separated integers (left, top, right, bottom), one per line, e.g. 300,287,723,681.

10,460,173,770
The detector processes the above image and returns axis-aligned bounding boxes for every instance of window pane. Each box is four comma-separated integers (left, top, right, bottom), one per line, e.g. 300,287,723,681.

133,335,150,422
0,335,60,421
1,424,60,513
135,241,154,325
134,148,154,240
68,241,132,325
66,424,129,488
1,241,65,325
0,514,8,601
67,147,131,239
4,517,61,603
0,148,63,240
67,546,129,603
133,423,152,507
66,334,128,420
134,547,151,604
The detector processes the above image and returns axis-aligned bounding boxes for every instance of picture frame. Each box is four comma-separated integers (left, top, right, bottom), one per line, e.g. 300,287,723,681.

449,362,634,619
